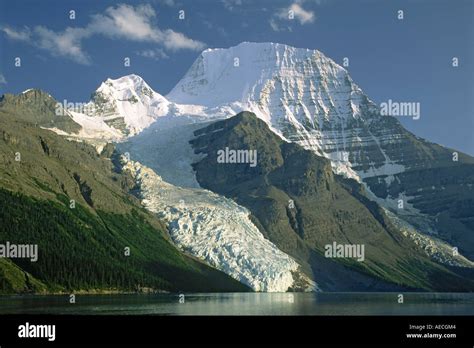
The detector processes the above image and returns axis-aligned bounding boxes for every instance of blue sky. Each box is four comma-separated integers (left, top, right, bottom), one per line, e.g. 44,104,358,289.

0,0,473,155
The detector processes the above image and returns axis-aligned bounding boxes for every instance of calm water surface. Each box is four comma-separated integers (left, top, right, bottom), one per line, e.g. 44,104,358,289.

0,293,473,315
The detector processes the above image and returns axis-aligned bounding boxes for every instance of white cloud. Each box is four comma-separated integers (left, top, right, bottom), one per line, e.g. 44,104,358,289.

34,26,91,64
137,48,169,60
270,2,315,31
0,74,6,84
221,0,243,11
277,3,315,24
2,25,90,64
89,4,159,42
293,3,315,24
162,29,205,51
1,26,31,41
1,4,205,65
89,4,205,50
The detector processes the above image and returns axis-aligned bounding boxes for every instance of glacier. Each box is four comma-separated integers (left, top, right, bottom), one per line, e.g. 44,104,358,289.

121,158,318,292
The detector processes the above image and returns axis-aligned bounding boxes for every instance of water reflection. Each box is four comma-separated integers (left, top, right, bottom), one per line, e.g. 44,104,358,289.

0,292,473,315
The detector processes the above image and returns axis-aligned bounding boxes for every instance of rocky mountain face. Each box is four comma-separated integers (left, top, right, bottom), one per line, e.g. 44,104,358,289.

0,89,81,134
189,111,474,291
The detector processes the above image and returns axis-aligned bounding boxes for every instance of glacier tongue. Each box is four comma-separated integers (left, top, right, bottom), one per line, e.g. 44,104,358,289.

122,159,318,292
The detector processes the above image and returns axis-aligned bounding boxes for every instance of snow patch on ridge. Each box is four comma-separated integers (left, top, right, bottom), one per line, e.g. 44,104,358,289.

385,209,474,267
68,110,123,140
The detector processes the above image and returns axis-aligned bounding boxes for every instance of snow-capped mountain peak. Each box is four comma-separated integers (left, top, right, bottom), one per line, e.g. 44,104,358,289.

99,74,155,97
95,74,168,108
63,42,376,143
166,42,373,130
80,74,169,137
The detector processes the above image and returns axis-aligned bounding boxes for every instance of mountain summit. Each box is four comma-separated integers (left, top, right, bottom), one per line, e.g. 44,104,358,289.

86,74,169,136
167,42,370,129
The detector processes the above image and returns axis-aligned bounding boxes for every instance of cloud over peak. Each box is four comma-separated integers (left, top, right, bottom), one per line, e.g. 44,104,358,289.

1,3,206,65
270,2,316,31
